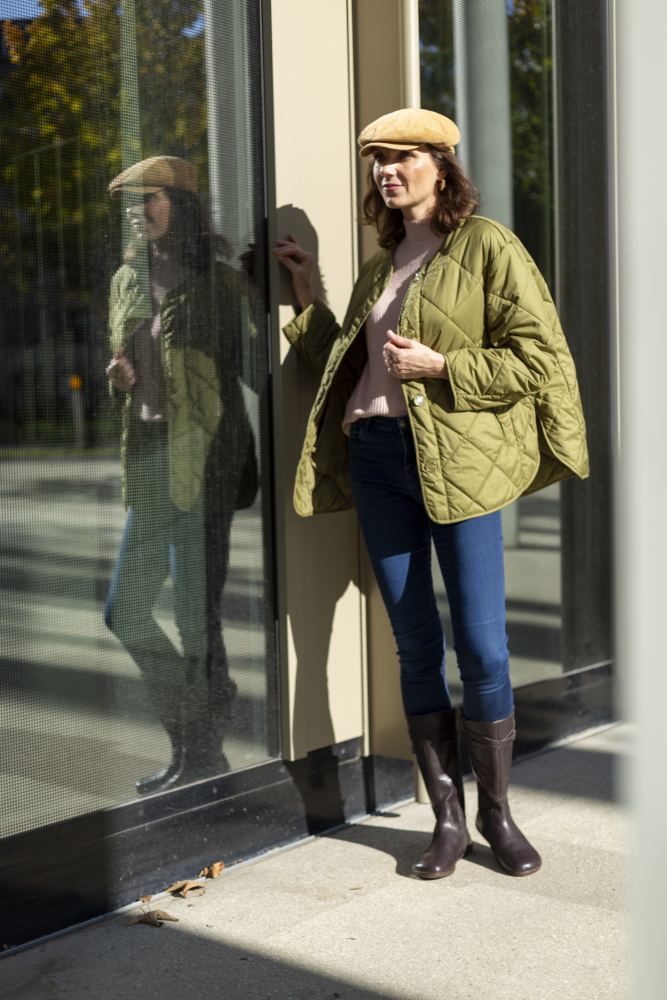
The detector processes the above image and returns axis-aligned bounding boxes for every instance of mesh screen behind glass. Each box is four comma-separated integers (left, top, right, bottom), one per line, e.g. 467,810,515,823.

0,0,276,838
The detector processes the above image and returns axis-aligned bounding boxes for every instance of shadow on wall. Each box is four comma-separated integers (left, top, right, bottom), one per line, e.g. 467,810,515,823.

275,204,329,308
275,204,361,832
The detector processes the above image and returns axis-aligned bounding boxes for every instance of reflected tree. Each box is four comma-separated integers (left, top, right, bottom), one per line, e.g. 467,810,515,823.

0,0,207,445
418,0,553,279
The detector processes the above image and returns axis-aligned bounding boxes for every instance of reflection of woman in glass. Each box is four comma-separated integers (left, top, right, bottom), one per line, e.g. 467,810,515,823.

104,156,254,795
275,110,588,880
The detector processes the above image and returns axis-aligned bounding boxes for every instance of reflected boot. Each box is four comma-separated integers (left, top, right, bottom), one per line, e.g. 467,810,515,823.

135,716,229,796
207,632,238,725
189,649,234,773
407,708,472,879
461,711,542,876
131,649,188,795
135,655,232,795
135,715,188,796
135,658,208,796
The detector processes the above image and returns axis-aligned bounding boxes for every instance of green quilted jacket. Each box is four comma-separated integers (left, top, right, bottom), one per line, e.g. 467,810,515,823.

108,260,250,512
283,215,589,524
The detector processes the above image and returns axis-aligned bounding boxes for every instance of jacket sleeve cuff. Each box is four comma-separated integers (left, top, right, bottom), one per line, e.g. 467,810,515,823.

443,351,467,410
282,299,334,346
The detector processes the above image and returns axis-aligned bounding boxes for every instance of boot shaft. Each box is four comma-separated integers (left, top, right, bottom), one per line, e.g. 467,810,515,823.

407,708,466,811
461,712,515,806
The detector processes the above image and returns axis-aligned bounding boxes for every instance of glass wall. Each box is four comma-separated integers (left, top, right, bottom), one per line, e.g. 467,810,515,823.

419,0,564,690
0,0,276,839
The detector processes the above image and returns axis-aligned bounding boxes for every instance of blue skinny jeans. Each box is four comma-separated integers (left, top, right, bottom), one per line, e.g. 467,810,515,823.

103,424,208,720
348,417,513,723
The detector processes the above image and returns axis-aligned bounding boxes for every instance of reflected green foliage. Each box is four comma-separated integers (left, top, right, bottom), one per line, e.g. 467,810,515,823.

508,0,553,281
419,0,553,280
0,0,206,446
419,0,455,120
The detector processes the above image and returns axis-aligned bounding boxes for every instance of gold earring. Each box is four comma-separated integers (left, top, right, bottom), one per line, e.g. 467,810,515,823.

439,178,447,191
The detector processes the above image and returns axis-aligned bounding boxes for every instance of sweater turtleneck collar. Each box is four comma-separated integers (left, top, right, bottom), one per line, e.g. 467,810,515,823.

401,214,440,244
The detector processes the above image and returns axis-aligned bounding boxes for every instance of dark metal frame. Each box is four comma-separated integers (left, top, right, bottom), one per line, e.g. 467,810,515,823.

554,0,615,678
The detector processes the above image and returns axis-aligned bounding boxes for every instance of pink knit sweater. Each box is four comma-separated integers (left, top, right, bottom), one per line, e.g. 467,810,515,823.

343,217,444,433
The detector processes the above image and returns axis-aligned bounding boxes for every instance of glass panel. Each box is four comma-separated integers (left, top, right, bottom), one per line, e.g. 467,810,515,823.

0,0,276,838
419,0,564,691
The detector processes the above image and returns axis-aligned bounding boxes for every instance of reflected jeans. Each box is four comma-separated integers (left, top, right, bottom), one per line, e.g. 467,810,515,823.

348,417,513,723
104,423,207,733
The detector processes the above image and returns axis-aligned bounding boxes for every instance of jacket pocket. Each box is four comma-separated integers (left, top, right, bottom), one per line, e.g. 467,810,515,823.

495,408,515,446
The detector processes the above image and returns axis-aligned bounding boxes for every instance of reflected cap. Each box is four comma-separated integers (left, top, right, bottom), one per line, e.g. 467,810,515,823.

358,108,460,157
108,156,198,196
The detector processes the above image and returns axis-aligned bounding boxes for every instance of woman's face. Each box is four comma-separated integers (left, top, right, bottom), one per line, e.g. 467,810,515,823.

126,189,172,242
371,145,443,220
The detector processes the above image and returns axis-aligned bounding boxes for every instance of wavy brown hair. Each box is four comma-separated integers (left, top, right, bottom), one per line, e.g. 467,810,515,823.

361,145,479,248
122,188,231,272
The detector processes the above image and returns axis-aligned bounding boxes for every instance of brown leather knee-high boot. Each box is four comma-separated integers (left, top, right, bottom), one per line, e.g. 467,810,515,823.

461,711,541,876
407,708,472,879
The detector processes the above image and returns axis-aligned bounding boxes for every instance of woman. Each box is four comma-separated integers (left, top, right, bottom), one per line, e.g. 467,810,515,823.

274,109,588,879
104,156,255,795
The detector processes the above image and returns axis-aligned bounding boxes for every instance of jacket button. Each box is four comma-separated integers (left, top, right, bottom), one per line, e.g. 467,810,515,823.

422,459,438,473
412,394,425,407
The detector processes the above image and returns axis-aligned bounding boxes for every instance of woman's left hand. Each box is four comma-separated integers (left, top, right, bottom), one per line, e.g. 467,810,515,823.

383,330,447,380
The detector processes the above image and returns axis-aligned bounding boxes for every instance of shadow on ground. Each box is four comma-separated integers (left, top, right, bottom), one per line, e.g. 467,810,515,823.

0,928,400,1000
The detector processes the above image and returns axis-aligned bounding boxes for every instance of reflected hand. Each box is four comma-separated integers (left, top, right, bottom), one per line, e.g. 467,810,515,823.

106,349,136,391
273,233,316,311
383,330,447,380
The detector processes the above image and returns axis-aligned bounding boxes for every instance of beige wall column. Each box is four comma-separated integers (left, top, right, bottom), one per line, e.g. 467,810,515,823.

268,0,423,767
267,0,365,760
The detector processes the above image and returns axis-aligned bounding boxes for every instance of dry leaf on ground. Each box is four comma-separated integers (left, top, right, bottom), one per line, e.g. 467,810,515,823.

199,861,225,879
164,879,206,898
126,909,178,927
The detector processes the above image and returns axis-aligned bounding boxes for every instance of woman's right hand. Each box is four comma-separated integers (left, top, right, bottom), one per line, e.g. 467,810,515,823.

273,233,316,311
106,349,136,391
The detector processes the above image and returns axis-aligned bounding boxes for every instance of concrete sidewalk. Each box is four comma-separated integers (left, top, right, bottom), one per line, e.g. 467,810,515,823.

0,723,630,1000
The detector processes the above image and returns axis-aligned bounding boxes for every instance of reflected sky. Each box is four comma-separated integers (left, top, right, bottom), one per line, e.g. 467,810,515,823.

0,1,44,16
0,1,87,16
0,2,203,36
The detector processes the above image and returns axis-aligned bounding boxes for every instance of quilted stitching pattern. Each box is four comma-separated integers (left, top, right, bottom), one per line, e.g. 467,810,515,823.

109,262,246,513
283,215,589,524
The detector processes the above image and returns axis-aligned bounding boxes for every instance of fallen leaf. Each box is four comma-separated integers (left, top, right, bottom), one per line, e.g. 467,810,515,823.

199,861,225,879
164,879,206,898
126,909,178,927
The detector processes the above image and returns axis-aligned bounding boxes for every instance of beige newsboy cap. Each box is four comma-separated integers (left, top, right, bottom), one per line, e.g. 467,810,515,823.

358,108,460,157
108,155,198,196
